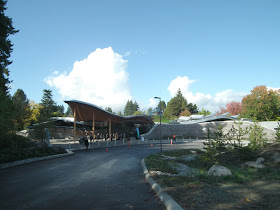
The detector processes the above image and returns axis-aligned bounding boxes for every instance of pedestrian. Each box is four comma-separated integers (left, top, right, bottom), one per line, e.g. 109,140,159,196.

173,134,176,141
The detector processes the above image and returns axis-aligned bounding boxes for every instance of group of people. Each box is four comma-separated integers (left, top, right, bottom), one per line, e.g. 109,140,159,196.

79,129,128,143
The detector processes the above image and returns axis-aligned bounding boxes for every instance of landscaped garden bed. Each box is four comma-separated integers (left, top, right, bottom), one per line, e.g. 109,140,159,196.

145,143,280,209
0,134,66,164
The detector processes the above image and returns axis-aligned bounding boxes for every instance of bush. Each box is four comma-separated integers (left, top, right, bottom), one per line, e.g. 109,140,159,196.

248,121,267,149
0,134,66,164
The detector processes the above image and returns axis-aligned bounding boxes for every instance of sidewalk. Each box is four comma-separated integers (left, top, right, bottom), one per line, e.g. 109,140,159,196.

50,138,200,150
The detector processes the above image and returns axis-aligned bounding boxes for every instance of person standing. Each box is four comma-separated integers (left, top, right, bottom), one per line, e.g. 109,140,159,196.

173,134,176,142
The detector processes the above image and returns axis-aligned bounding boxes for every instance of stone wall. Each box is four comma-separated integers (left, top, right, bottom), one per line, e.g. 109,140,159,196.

141,121,277,140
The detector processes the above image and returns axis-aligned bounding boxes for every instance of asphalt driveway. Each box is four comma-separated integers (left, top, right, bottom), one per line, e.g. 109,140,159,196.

0,141,204,210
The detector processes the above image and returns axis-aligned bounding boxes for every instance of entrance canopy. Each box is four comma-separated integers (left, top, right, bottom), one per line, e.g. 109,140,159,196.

64,100,154,125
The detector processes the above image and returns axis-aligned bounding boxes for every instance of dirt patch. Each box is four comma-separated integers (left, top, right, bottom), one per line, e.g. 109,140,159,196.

165,180,280,209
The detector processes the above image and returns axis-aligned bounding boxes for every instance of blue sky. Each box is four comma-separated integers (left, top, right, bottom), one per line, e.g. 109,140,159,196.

6,0,280,113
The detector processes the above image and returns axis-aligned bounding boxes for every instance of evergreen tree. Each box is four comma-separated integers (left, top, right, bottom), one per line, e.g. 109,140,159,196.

12,89,30,130
187,103,198,114
65,105,73,117
105,107,113,113
124,100,139,115
0,0,18,137
38,89,56,121
164,89,187,119
157,100,166,112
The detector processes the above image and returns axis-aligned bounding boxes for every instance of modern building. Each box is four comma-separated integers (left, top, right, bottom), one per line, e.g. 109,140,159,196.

64,100,154,141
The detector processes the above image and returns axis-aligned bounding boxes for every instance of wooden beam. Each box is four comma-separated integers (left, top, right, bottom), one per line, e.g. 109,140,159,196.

74,106,77,144
92,111,95,139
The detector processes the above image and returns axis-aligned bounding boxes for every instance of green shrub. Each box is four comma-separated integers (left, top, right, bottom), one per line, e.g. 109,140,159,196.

275,122,280,142
248,121,267,149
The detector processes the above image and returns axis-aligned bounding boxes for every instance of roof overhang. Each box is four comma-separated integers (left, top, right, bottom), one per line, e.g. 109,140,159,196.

64,100,154,125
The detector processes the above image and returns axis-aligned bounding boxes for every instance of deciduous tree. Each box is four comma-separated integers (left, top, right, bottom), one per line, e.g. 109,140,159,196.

241,85,280,121
217,101,242,116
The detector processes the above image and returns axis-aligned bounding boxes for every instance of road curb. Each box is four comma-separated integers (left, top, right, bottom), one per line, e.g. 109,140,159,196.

141,158,183,210
0,149,74,169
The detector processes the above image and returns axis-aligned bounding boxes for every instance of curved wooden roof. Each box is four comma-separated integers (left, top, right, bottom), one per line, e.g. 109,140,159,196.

64,100,154,125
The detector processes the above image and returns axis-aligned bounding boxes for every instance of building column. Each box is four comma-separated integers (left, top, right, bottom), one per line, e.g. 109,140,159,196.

108,118,112,139
73,106,77,143
92,111,95,139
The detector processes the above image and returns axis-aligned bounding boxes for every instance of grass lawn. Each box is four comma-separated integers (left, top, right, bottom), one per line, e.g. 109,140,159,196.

151,115,170,123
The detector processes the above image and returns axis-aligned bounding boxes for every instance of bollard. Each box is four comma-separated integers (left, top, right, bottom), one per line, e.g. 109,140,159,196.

171,139,173,145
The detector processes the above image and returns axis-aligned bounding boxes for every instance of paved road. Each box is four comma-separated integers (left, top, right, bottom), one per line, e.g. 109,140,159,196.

0,140,204,210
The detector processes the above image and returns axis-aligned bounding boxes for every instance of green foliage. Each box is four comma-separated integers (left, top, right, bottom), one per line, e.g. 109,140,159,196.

203,124,226,163
187,102,199,114
145,148,280,189
226,120,249,148
32,122,52,141
39,89,56,121
12,89,31,130
0,92,14,137
241,85,280,121
157,100,166,112
164,89,187,119
276,122,280,142
145,154,178,174
0,134,66,164
65,105,73,117
0,0,18,137
248,121,267,150
105,107,114,114
132,110,145,115
124,100,139,115
203,120,269,163
152,115,170,123
198,108,211,116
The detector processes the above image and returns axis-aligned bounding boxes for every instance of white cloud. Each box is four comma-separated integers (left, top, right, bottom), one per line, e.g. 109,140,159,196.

148,98,158,108
168,76,195,97
268,87,280,91
44,47,132,112
168,76,247,112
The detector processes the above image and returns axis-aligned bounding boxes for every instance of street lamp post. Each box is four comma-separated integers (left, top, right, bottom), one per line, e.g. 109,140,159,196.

154,97,162,152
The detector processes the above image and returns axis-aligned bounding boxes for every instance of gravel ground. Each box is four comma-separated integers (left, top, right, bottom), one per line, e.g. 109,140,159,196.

165,180,280,210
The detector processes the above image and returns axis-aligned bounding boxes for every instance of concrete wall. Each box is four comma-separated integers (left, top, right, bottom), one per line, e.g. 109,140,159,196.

141,121,277,140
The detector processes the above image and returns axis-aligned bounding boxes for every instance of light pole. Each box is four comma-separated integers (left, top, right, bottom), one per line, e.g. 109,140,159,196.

154,97,162,152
